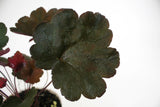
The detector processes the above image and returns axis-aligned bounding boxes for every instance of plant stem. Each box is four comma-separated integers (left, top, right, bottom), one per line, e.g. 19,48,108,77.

0,70,16,94
14,76,19,97
0,48,10,56
38,80,52,95
33,81,52,107
35,80,52,101
6,85,15,95
3,67,16,92
0,90,8,98
43,71,49,88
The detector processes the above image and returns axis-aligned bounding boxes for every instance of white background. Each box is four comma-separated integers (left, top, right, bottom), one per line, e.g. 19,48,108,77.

0,0,160,107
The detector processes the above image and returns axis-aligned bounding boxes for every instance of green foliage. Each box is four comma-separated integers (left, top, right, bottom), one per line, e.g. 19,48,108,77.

1,87,37,107
17,87,37,107
0,57,8,66
0,23,8,50
11,7,120,101
30,9,78,69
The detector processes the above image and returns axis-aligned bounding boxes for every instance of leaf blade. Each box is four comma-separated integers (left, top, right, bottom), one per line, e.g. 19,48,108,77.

52,61,81,101
0,23,8,50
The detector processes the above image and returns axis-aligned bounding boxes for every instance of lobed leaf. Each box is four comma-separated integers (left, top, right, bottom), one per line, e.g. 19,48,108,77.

52,61,81,101
52,60,107,101
12,7,120,101
10,7,57,36
30,9,78,69
51,11,119,101
14,59,43,84
8,52,43,84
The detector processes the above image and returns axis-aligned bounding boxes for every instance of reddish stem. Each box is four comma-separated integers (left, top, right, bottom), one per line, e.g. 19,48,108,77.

0,90,8,98
6,85,15,95
0,48,10,56
14,76,19,97
33,80,52,107
38,80,52,96
3,67,16,92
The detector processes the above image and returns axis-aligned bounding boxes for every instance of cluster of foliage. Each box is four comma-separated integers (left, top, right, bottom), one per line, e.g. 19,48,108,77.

0,7,119,105
0,22,38,107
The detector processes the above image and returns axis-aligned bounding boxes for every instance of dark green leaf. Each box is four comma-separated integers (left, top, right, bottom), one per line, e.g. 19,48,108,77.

1,96,21,107
52,60,107,101
30,9,78,69
0,23,8,50
30,42,61,69
87,47,120,78
54,42,118,101
27,8,120,101
17,87,37,107
78,12,112,47
51,11,119,101
0,23,7,37
81,71,106,99
52,61,81,101
62,41,119,78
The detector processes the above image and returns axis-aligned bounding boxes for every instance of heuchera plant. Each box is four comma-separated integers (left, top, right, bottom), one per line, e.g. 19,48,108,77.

0,7,120,106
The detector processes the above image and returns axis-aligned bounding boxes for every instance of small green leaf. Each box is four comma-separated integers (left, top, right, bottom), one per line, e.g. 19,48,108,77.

1,96,21,107
1,87,37,107
17,87,37,107
0,23,7,37
0,23,8,50
0,57,8,66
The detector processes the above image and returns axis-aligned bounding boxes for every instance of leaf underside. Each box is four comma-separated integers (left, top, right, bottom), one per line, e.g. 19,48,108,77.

12,7,120,101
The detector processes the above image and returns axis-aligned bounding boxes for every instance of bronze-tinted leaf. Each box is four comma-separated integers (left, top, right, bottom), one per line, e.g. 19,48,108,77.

24,60,43,84
9,52,44,84
10,7,57,36
15,59,43,84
